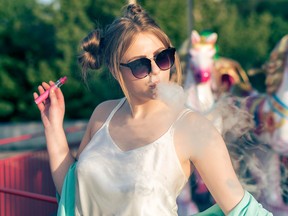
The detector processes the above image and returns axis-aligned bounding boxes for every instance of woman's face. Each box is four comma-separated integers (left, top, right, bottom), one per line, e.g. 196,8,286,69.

120,32,171,101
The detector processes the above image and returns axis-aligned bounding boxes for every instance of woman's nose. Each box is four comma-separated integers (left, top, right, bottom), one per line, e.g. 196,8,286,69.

147,60,160,84
150,60,161,75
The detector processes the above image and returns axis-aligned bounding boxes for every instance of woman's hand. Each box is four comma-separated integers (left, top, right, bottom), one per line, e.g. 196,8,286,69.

33,81,74,194
33,81,65,130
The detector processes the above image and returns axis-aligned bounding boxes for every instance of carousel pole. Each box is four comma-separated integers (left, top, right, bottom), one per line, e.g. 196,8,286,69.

187,0,193,50
187,0,193,40
185,0,193,78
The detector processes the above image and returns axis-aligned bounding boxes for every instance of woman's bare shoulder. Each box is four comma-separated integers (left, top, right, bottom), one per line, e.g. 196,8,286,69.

180,110,216,130
89,98,123,127
76,98,124,158
175,110,224,159
92,99,122,117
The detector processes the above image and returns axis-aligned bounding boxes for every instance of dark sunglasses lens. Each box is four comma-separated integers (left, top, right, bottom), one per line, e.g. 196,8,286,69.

156,48,175,70
130,58,151,79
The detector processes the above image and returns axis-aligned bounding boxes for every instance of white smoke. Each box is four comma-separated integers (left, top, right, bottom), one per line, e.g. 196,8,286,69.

157,82,255,140
157,82,188,113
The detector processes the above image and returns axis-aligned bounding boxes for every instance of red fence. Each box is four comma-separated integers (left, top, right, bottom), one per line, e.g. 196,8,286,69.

0,150,57,216
0,123,85,216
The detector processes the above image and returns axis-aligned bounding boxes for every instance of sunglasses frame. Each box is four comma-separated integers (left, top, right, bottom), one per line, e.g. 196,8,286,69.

120,47,176,79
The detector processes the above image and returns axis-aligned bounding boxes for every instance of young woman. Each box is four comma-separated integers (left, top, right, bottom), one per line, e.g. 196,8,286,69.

33,3,272,216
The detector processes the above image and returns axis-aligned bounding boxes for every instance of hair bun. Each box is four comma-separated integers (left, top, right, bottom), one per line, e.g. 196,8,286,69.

82,30,101,56
125,4,144,19
128,4,142,14
78,29,103,72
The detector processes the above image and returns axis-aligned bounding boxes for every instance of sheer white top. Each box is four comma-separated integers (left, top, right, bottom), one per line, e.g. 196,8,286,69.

76,98,189,216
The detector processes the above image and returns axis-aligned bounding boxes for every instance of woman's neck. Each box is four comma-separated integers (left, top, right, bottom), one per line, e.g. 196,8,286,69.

126,98,167,119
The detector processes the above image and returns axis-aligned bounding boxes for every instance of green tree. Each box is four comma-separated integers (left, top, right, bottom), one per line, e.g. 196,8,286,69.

0,0,123,121
0,0,54,121
1,0,287,121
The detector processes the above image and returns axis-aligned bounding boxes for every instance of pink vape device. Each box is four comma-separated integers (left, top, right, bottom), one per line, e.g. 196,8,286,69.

34,76,67,104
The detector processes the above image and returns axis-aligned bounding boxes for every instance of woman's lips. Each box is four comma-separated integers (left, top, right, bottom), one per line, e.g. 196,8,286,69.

149,84,158,98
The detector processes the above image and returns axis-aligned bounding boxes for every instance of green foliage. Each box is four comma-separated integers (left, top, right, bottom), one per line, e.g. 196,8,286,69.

218,12,272,68
0,0,287,121
0,0,122,121
140,0,187,48
0,101,14,117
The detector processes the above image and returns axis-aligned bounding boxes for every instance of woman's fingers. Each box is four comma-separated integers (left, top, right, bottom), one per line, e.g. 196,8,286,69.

48,81,54,86
36,83,50,105
42,82,52,91
33,92,45,111
55,87,64,103
33,80,65,110
49,87,58,105
48,81,65,105
38,84,46,94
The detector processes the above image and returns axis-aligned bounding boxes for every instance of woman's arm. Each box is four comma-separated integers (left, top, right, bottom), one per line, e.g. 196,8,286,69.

33,81,75,194
183,113,245,214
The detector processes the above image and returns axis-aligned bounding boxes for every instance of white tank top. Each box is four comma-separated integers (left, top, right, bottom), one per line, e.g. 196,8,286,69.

76,98,189,216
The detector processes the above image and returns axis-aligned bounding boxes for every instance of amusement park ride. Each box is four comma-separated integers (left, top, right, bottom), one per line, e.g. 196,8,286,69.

179,29,288,215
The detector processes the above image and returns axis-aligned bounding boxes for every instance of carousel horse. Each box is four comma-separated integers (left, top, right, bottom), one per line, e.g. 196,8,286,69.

183,30,253,131
181,30,252,108
242,34,288,215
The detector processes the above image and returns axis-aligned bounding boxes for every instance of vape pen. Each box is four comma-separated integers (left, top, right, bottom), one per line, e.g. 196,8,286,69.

34,76,67,104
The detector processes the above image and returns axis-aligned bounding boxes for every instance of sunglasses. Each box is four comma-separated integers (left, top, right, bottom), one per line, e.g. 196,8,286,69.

120,47,176,79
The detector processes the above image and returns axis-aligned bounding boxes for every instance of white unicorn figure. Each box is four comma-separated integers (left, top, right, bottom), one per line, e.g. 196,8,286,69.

183,30,252,106
183,30,253,132
184,30,218,113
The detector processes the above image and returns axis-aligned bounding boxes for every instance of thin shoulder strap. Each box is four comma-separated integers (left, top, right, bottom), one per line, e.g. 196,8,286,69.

175,108,193,122
169,108,193,132
105,97,126,124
